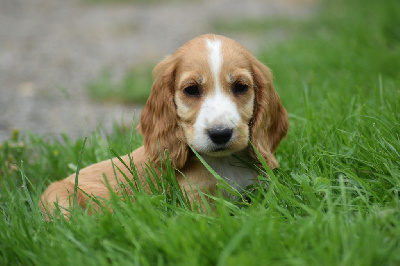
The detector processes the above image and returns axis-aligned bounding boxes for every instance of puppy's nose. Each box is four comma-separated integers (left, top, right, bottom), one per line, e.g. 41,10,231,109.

208,127,233,145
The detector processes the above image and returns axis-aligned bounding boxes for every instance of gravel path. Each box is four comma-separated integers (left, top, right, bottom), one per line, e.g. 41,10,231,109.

0,0,314,142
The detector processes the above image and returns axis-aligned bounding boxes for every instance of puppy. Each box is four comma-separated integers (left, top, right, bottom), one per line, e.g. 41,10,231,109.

40,34,288,219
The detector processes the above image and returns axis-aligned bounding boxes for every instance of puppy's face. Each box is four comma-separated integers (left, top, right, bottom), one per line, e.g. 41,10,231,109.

173,37,255,157
140,34,288,169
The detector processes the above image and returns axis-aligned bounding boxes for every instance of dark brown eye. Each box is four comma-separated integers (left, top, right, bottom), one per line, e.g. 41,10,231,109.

232,83,249,95
184,85,201,97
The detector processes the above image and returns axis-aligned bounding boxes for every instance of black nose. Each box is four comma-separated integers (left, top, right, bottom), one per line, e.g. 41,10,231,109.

208,127,233,145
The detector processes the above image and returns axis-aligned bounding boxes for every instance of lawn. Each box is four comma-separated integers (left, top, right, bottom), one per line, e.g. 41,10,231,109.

1,0,400,265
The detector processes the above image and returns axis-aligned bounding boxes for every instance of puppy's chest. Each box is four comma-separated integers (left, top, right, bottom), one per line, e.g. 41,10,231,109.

203,155,257,192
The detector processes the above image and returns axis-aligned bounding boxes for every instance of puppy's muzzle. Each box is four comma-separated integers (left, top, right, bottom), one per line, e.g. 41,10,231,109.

207,126,233,145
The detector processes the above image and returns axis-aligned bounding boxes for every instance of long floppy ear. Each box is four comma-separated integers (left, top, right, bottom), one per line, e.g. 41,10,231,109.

250,58,289,169
139,55,188,169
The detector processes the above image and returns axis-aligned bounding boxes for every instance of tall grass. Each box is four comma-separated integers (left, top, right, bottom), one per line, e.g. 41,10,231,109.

1,0,400,264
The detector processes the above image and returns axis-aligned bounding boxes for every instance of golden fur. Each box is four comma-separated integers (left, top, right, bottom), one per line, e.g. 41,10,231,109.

39,34,288,219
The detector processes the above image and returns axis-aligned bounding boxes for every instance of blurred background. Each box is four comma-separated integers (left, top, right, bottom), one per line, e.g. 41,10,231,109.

0,0,315,142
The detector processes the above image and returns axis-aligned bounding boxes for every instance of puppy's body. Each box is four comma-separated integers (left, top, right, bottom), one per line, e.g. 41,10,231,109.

40,34,288,218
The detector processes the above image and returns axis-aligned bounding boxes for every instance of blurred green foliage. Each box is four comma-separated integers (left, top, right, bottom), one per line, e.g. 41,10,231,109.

87,65,154,104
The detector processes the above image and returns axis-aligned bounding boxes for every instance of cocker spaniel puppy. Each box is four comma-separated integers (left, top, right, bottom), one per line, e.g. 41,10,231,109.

40,34,288,219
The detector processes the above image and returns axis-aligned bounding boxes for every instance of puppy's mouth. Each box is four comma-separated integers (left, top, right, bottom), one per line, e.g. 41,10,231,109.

205,146,234,157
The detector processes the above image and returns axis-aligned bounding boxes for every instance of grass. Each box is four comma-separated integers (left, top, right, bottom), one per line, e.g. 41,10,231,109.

1,0,400,264
87,65,154,104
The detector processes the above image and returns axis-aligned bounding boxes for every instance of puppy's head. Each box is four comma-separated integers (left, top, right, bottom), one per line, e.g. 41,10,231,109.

140,34,288,169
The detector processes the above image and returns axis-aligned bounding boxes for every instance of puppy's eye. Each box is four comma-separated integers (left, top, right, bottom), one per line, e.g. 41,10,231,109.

232,83,249,95
184,85,201,97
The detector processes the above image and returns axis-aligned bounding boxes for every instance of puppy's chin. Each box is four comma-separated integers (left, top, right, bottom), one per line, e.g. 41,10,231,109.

204,149,234,158
199,143,248,158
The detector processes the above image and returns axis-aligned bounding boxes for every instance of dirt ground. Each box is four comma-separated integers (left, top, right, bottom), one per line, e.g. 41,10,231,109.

0,0,315,142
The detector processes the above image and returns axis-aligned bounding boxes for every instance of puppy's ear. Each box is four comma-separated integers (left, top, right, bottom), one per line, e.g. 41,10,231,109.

250,58,289,169
139,55,188,169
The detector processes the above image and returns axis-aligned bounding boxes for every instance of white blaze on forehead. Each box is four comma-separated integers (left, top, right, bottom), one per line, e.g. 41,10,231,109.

206,38,223,87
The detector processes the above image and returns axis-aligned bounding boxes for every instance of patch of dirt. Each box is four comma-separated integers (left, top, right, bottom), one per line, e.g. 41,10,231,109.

0,0,315,142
